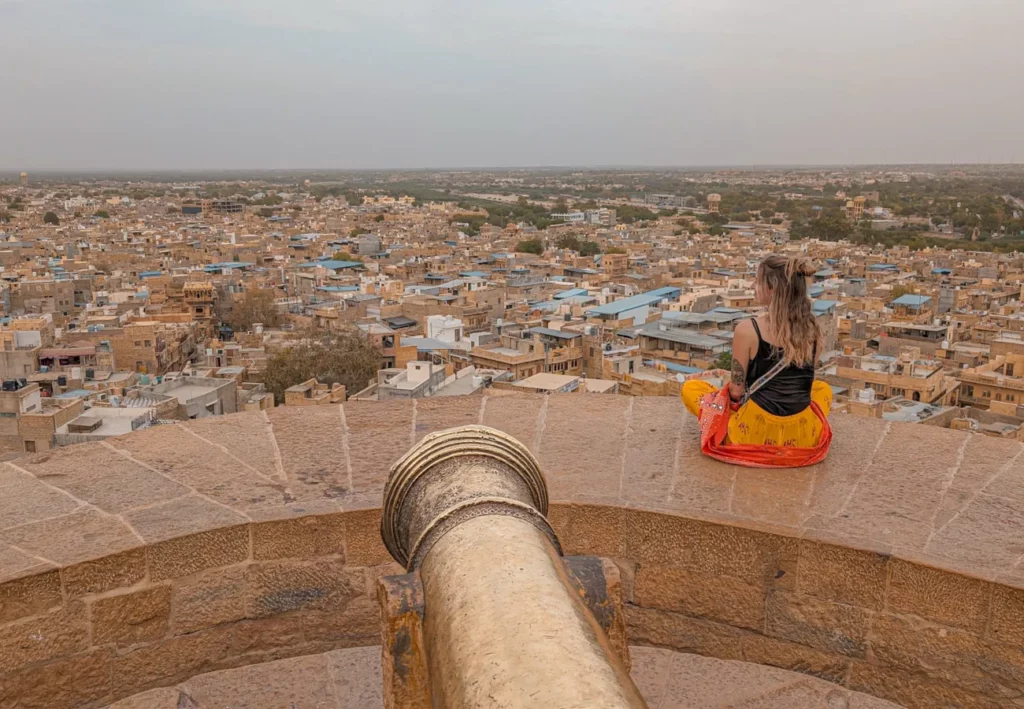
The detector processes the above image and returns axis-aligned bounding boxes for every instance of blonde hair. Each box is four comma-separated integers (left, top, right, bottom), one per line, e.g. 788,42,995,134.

757,255,821,368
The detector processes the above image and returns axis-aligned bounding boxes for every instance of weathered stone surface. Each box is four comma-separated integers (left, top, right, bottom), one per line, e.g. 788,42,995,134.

629,646,673,707
124,494,249,543
187,653,338,707
739,633,852,686
731,466,817,528
63,548,147,598
801,416,890,519
268,405,349,498
377,571,430,709
688,521,800,588
480,393,545,454
797,540,888,611
105,686,183,709
0,567,61,624
227,615,305,657
620,397,683,506
344,400,414,497
252,511,346,560
0,543,52,584
170,564,247,636
329,645,384,709
0,464,80,529
0,601,89,673
148,525,249,581
622,508,702,567
624,605,745,661
92,585,171,648
811,424,968,550
634,564,765,631
344,508,391,566
413,396,484,441
244,559,364,618
926,492,1024,574
886,558,991,634
184,410,284,481
109,425,289,511
539,395,629,501
19,443,189,513
869,612,1024,700
1,508,140,566
764,590,872,658
929,435,1021,529
989,584,1024,646
847,661,1003,709
301,594,379,644
0,648,112,709
111,625,235,697
558,504,624,558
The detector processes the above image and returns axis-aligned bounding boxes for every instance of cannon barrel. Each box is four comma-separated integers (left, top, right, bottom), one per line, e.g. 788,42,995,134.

381,425,648,708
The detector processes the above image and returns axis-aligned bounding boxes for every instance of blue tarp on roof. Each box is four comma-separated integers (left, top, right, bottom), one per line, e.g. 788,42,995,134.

139,271,163,278
586,287,680,318
932,268,952,275
868,263,899,271
460,271,488,278
297,260,362,270
892,294,931,308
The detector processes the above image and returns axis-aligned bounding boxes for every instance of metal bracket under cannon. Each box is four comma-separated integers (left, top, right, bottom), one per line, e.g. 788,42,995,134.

377,425,648,709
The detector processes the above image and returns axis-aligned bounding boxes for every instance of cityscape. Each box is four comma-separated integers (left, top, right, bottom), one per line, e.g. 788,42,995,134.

0,166,1022,451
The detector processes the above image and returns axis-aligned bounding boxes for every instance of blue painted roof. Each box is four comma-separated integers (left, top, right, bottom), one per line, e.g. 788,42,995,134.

585,287,680,317
204,262,254,271
297,260,362,270
554,288,588,300
139,271,163,278
892,294,931,307
316,285,359,292
932,268,952,275
812,299,839,315
56,389,91,399
527,327,582,340
868,263,898,271
460,271,489,278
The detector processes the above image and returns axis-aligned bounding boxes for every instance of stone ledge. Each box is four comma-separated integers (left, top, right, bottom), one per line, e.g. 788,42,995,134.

0,394,1022,708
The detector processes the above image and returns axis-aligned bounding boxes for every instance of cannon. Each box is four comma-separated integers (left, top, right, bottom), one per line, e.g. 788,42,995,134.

378,425,648,708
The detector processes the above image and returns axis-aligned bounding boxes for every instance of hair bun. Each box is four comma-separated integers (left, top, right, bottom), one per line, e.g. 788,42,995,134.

786,256,816,279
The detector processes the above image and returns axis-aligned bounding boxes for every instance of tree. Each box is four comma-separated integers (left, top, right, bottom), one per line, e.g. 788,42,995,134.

710,352,733,371
332,251,363,262
374,214,385,222
94,210,110,219
262,328,383,404
166,206,179,215
225,288,282,332
516,239,544,255
604,246,627,255
43,211,59,225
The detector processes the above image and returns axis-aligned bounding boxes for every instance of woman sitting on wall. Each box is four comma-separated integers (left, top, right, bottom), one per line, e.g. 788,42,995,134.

682,255,832,465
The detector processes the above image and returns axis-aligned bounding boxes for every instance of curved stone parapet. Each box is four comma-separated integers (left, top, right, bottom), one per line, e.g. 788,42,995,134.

0,393,1022,708
106,645,901,709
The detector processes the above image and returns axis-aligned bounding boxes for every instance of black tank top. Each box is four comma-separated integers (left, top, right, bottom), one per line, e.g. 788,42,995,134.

746,319,815,417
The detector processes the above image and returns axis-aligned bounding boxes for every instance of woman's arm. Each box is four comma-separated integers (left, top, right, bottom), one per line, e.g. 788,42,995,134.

728,320,757,402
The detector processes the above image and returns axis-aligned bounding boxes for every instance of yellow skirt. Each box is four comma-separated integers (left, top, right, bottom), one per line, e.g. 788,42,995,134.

682,380,833,447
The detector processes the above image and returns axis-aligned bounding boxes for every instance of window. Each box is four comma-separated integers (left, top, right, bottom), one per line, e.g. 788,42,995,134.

135,341,141,347
996,393,1003,402
964,385,974,397
24,441,35,453
983,390,991,398
144,340,151,348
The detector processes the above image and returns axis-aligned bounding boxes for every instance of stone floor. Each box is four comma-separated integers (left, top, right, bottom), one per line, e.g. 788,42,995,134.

2,394,1023,589
106,645,903,708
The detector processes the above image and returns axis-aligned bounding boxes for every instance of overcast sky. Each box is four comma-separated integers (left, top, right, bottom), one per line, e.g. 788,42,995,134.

2,0,1023,170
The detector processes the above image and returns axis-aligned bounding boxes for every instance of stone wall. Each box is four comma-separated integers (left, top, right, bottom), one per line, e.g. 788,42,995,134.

1,394,1023,708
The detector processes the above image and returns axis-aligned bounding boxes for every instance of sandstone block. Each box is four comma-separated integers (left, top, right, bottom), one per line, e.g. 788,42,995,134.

148,525,249,581
92,585,171,648
624,605,745,661
634,563,765,631
0,568,61,624
170,565,246,636
765,590,872,658
797,540,888,611
344,508,391,566
739,633,851,686
244,559,364,618
0,648,112,709
252,512,346,561
62,548,147,598
886,559,990,634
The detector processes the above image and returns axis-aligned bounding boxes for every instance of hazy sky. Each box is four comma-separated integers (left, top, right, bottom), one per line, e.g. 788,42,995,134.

2,0,1023,169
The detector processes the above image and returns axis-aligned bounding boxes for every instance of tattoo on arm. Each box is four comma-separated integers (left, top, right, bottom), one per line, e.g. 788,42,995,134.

729,357,746,400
